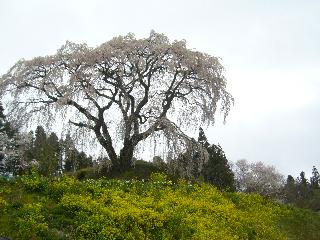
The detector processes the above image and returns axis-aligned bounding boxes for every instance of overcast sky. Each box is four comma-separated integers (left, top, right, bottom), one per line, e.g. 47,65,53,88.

1,0,319,177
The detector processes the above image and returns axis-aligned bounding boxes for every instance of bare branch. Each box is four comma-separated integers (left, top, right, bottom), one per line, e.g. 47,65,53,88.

69,120,94,130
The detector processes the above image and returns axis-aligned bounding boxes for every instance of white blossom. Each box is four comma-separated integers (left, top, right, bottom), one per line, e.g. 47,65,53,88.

0,31,233,172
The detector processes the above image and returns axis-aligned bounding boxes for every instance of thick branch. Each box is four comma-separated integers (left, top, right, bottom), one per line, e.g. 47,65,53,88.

69,120,94,130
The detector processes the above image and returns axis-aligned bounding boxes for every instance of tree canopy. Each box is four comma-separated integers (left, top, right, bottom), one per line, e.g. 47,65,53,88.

235,159,284,198
0,31,233,171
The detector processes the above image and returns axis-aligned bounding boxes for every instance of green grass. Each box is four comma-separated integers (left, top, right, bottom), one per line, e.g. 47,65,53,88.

278,206,320,240
0,173,320,239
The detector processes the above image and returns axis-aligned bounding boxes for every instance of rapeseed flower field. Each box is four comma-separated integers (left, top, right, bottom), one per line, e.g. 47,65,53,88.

0,172,319,239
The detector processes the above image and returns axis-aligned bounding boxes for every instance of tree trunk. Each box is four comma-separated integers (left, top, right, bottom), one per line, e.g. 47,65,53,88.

117,140,134,173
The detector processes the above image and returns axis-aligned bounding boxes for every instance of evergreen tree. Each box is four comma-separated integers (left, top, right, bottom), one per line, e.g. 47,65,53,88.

57,138,64,174
34,126,47,161
77,151,93,170
33,126,47,175
283,175,297,203
202,144,235,191
310,166,320,190
297,171,310,200
24,131,35,162
283,167,320,210
63,134,78,172
33,126,61,176
198,128,235,191
309,166,320,210
45,132,60,176
0,149,5,174
198,127,210,148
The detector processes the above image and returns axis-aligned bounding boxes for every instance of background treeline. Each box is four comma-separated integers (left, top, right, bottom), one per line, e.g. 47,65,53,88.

0,103,93,177
0,124,94,177
0,103,319,212
283,168,320,211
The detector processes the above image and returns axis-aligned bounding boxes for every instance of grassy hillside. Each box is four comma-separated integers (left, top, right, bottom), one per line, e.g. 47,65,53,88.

0,173,319,240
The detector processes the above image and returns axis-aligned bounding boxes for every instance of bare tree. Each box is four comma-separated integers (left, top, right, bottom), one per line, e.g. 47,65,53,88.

0,31,233,172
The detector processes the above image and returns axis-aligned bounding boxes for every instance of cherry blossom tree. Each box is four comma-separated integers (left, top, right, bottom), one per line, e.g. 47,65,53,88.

0,31,233,172
235,159,285,198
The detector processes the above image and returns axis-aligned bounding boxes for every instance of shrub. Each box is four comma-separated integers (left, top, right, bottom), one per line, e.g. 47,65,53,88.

0,196,8,213
16,203,49,239
75,167,98,180
20,171,48,193
59,193,98,216
48,176,82,200
150,172,168,182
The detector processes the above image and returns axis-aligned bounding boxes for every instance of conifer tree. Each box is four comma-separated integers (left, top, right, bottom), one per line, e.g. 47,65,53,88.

23,131,35,164
33,126,61,176
202,144,235,191
34,126,47,160
297,171,310,200
77,151,93,170
198,127,210,148
63,134,78,172
57,138,64,174
33,126,48,175
198,128,235,191
310,166,320,190
283,175,297,203
282,167,320,210
45,132,60,176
